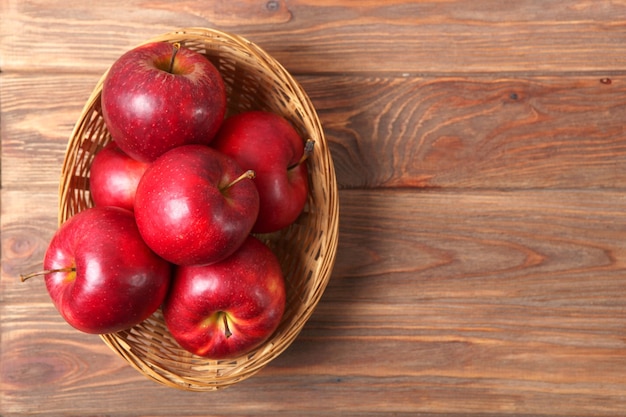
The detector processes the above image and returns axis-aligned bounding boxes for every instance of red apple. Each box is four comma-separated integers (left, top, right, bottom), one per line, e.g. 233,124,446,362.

90,141,149,211
101,41,227,162
134,144,259,266
212,110,312,233
163,235,286,359
22,206,172,334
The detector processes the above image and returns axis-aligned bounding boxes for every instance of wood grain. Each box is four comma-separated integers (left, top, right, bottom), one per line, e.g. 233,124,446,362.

3,189,626,415
0,72,96,190
3,0,626,74
4,72,626,190
1,190,58,303
311,75,626,188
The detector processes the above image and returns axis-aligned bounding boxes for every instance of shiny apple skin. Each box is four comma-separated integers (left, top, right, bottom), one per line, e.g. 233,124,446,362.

212,110,309,233
90,141,149,212
101,42,226,162
43,206,172,334
134,145,259,266
163,236,286,359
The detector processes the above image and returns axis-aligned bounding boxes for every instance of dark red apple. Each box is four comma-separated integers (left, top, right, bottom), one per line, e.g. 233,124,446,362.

134,144,259,266
163,235,286,359
101,41,226,162
211,110,312,233
90,141,149,211
22,206,172,334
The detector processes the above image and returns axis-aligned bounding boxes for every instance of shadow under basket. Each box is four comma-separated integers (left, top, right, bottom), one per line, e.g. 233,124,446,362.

59,27,339,391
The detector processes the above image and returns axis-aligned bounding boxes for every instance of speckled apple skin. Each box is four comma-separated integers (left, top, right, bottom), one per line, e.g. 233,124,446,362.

212,110,309,233
89,141,149,212
163,236,286,359
134,145,260,266
101,42,226,162
43,206,172,334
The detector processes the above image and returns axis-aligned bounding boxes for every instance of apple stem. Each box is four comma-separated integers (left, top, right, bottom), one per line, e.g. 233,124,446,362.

223,314,232,338
221,169,256,192
20,267,75,282
168,42,181,73
289,139,315,169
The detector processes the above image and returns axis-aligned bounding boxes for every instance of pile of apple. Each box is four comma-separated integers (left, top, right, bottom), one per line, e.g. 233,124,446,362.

23,41,313,360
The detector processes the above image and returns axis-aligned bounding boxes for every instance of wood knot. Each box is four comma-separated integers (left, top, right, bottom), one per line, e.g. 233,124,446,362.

266,0,280,11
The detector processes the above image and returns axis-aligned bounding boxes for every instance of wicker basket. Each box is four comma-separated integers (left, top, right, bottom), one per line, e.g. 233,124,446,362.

59,27,339,391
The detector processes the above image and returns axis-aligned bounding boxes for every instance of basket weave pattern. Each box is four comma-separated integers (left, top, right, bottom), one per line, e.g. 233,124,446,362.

59,27,339,391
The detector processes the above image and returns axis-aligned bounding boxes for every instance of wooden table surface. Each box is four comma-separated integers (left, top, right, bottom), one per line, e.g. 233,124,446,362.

3,1,626,416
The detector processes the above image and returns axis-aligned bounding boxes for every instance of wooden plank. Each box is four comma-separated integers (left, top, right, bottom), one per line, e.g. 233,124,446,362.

1,190,57,304
312,75,626,188
0,72,94,190
3,72,626,190
2,0,626,74
3,188,626,415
